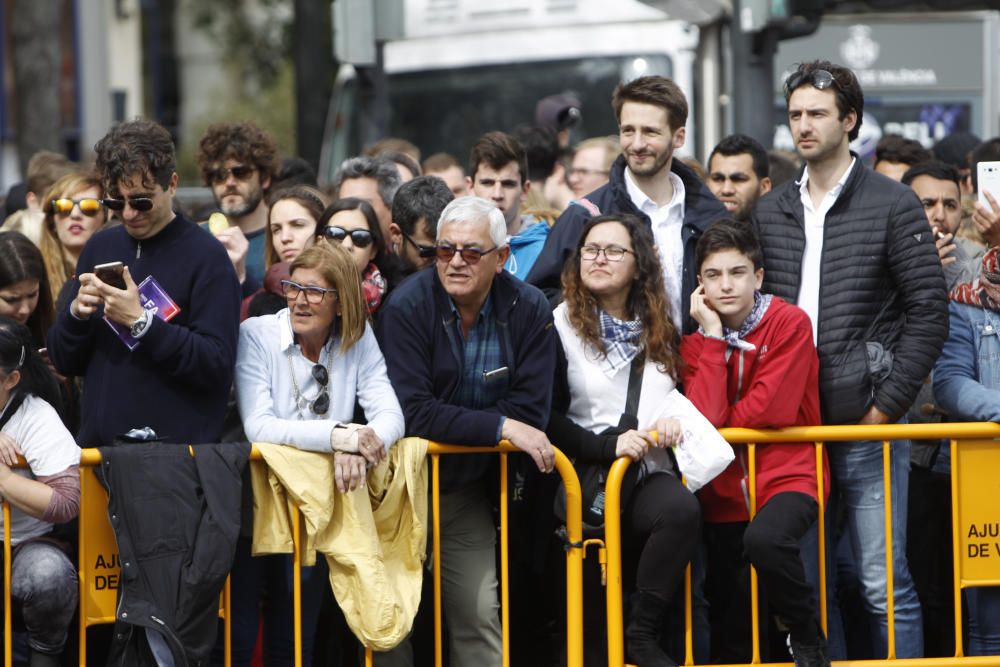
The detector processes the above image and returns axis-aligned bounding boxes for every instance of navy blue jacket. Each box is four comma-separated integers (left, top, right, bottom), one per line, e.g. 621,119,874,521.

526,155,727,333
376,267,556,491
47,214,241,446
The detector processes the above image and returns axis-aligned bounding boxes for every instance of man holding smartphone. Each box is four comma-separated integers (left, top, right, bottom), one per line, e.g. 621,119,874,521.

46,119,240,447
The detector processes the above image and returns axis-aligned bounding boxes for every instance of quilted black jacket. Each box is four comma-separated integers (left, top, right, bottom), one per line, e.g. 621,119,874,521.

751,159,948,424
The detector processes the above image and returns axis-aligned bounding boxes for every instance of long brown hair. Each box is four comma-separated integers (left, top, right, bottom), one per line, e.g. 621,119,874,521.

560,214,680,379
265,185,329,269
40,171,105,303
0,232,55,348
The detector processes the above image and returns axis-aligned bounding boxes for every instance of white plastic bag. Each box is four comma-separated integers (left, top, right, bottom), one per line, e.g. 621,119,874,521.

661,389,734,492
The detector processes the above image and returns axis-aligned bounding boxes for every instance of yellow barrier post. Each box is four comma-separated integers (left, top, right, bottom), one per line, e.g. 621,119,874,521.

951,438,964,659
431,453,443,666
883,439,897,660
604,457,631,667
816,442,828,636
500,452,511,667
4,500,11,667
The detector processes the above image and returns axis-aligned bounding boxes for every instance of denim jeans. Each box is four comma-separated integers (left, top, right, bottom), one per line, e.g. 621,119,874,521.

828,438,923,658
966,588,1000,655
5,540,78,655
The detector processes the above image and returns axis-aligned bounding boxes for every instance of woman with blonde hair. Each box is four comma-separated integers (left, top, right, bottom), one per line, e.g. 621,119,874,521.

39,172,105,307
232,240,403,666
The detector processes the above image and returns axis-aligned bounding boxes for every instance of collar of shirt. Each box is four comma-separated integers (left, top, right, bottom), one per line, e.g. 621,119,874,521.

624,166,686,226
448,291,493,325
797,157,856,215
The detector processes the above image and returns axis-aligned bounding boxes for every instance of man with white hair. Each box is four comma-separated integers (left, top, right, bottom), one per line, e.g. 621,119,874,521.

375,196,556,666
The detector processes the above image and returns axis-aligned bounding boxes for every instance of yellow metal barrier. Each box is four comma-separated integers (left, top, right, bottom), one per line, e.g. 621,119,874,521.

603,422,1000,667
2,441,583,667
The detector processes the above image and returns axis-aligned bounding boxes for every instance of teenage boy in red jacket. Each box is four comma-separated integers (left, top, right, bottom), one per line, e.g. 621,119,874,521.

680,219,830,667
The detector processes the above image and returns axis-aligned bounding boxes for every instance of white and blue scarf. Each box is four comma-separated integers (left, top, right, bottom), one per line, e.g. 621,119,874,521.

598,309,642,376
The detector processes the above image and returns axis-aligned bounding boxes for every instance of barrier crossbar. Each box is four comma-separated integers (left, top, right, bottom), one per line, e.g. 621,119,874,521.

603,422,1000,667
2,441,584,667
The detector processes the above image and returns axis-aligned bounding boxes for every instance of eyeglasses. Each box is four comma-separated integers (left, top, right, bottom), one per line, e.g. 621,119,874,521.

320,226,374,248
206,164,256,184
569,167,610,178
51,198,102,217
783,68,838,97
435,243,499,265
400,229,436,258
580,245,634,262
101,197,154,213
281,279,337,304
310,363,330,415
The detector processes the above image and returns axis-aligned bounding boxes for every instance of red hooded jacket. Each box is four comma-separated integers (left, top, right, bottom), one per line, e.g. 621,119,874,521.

680,296,829,523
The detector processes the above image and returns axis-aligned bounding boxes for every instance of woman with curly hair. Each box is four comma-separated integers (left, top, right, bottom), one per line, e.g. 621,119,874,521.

547,213,701,667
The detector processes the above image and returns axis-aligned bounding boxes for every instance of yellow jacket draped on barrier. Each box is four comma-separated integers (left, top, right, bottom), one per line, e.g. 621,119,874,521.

249,438,428,651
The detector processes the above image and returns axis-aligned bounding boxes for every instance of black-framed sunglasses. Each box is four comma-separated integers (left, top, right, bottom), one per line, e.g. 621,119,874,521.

783,68,838,97
280,279,337,304
400,229,436,258
320,226,374,248
435,243,499,265
51,198,103,217
102,197,155,213
207,164,256,185
580,245,634,262
310,363,330,415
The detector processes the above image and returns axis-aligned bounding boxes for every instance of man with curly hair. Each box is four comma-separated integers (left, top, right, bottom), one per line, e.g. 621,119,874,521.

46,119,240,447
196,121,281,292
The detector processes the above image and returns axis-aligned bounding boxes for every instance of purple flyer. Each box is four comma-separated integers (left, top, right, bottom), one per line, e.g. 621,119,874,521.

104,275,181,350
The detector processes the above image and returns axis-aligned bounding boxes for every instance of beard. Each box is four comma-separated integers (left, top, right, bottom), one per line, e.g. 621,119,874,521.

219,186,263,218
626,147,672,178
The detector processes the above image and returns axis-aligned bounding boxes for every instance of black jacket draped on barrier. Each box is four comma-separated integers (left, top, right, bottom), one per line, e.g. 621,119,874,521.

96,442,250,667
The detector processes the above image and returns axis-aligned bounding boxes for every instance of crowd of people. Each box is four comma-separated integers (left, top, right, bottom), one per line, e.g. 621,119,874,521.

0,55,998,667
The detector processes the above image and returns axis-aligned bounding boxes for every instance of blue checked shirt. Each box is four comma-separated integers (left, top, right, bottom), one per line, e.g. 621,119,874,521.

451,295,506,417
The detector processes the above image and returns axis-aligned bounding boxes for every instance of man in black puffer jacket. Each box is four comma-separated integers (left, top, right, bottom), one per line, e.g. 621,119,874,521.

753,60,947,663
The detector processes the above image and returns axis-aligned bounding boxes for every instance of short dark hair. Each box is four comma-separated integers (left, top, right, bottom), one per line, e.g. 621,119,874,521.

196,121,281,186
901,160,961,191
331,156,402,210
391,176,454,236
318,197,387,260
784,60,864,142
708,134,770,180
511,125,559,182
612,75,688,133
874,135,931,168
94,119,176,192
933,131,981,170
696,219,764,272
767,150,801,188
469,131,528,185
970,137,1000,192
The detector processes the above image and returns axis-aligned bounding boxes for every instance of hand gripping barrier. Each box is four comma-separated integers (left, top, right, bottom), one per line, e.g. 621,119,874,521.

602,422,1000,667
1,441,585,667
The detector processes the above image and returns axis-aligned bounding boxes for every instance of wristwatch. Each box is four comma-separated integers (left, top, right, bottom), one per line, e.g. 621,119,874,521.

130,309,151,337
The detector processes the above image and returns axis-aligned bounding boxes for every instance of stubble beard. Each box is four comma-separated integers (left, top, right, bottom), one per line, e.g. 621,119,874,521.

220,186,263,218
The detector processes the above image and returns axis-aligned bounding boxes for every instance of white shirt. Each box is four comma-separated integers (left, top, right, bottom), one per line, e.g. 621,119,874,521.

0,394,80,545
796,158,856,343
235,309,404,453
624,166,686,329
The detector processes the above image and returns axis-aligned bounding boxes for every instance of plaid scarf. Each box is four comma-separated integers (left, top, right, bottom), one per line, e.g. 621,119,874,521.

950,246,1000,312
700,291,772,352
598,309,642,376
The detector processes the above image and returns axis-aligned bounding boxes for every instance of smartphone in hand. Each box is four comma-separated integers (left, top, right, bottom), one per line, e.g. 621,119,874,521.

977,161,1000,213
93,261,126,290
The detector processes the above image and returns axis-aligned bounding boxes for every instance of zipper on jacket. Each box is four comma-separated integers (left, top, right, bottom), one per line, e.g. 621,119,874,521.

738,450,751,514
136,241,142,259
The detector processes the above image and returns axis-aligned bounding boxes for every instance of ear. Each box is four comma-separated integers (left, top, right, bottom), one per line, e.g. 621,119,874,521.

466,175,474,191
2,369,20,393
754,267,764,290
261,173,272,191
496,245,511,273
389,222,403,247
522,179,531,196
672,126,686,151
760,177,773,194
843,110,858,136
168,172,179,195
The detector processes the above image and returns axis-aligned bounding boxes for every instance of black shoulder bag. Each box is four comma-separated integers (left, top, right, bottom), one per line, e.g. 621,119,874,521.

554,353,645,537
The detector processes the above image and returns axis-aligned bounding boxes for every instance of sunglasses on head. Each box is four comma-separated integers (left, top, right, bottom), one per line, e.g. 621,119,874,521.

435,243,499,265
783,68,839,97
207,164,256,185
310,363,330,415
101,197,155,213
401,229,436,258
321,226,374,248
51,198,102,217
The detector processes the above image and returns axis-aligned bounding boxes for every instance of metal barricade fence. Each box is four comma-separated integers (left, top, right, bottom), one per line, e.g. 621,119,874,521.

602,422,1000,667
2,441,585,667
